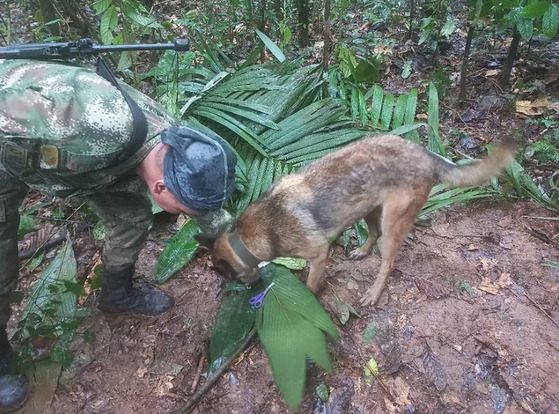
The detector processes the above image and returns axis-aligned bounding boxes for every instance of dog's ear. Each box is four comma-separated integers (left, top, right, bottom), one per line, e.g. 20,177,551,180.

195,233,217,251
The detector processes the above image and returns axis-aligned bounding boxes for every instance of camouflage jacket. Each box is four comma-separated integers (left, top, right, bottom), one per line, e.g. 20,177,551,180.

0,59,177,197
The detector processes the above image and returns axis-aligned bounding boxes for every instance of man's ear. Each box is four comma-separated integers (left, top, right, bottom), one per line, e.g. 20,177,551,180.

153,179,166,195
195,233,217,250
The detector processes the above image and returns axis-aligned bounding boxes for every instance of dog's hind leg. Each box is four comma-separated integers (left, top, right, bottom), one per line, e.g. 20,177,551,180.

305,244,331,294
360,191,429,306
348,206,383,260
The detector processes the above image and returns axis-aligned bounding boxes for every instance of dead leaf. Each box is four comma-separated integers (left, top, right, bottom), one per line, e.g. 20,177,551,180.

496,273,512,289
384,397,398,412
422,343,447,391
516,98,552,116
393,377,411,406
137,367,148,378
347,279,359,290
479,277,499,295
485,69,500,77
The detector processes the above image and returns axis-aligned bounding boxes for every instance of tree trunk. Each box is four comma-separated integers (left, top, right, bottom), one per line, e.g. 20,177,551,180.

39,0,61,37
322,0,332,96
273,0,282,22
296,0,309,47
408,0,415,40
459,24,475,105
501,26,521,90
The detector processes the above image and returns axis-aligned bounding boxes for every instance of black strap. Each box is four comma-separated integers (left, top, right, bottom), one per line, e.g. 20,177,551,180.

228,230,262,268
95,57,148,163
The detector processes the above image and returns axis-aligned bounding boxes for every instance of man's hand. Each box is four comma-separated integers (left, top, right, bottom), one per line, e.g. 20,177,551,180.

194,209,235,242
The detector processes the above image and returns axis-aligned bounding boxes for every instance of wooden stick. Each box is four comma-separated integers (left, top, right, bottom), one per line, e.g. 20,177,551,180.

175,328,257,414
508,287,559,329
189,353,206,395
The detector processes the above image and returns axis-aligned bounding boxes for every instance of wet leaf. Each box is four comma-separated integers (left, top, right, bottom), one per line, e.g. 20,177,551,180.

18,214,36,240
27,251,45,271
207,281,263,375
154,219,200,284
362,320,378,344
16,239,78,341
334,297,360,325
272,257,307,270
316,383,329,401
93,221,105,241
365,357,379,375
422,343,447,391
257,264,338,409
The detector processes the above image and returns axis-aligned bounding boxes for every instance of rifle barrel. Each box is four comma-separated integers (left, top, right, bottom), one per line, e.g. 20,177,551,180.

0,38,190,59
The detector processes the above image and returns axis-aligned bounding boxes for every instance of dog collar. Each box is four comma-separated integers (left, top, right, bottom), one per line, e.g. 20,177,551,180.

228,230,262,268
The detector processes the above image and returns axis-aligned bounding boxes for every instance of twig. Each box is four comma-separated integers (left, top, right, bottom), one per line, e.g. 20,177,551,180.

189,353,206,395
521,215,559,221
18,232,67,260
508,286,559,329
175,328,257,414
21,202,86,267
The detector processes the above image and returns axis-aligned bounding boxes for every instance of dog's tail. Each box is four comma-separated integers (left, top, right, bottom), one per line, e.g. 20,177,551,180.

432,140,516,188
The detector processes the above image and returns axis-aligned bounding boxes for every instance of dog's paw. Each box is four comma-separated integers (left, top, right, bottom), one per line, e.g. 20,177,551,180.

348,248,369,261
360,287,382,306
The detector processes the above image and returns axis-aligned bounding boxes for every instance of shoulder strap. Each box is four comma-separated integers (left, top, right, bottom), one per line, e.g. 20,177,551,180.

95,57,148,164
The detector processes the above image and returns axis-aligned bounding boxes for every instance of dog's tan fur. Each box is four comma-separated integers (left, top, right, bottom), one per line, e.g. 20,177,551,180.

209,135,516,306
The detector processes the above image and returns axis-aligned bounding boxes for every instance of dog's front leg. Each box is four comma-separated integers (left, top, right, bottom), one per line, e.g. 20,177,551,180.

305,246,330,294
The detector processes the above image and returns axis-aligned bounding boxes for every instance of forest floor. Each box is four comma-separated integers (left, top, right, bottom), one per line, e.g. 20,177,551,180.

6,8,559,414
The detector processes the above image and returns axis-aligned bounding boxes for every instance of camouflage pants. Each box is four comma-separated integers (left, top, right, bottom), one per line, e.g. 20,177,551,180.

0,170,153,326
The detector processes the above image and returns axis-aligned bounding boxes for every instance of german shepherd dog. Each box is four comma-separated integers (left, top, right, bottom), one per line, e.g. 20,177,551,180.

205,135,515,306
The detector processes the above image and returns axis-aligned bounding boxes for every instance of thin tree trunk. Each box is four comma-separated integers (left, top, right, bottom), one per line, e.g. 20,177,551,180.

408,0,415,39
501,26,521,89
296,0,309,47
259,0,267,62
459,24,475,105
322,0,332,96
39,0,61,37
273,0,282,22
337,0,345,44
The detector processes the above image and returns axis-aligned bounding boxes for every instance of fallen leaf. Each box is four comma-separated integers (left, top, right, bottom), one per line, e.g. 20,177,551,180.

485,69,500,77
479,277,499,295
422,343,447,391
516,98,551,116
347,279,359,290
393,377,411,406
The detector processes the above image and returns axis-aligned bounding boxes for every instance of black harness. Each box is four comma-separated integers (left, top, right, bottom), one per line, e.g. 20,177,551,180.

95,58,148,163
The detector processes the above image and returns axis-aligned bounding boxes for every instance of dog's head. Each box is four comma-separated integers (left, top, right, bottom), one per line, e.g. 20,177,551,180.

198,232,261,285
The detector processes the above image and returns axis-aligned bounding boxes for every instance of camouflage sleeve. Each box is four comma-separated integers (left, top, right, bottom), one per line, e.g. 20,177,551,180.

194,209,235,239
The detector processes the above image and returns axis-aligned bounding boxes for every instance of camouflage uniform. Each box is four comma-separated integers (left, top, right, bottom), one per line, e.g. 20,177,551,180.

0,59,203,324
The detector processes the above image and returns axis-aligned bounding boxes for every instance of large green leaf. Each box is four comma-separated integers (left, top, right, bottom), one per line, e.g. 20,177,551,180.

257,264,338,409
520,1,550,18
427,82,445,156
255,29,286,62
543,4,559,38
153,219,200,284
207,281,265,375
19,238,77,337
422,184,497,216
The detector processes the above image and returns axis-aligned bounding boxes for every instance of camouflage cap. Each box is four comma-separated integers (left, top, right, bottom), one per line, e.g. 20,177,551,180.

161,126,236,212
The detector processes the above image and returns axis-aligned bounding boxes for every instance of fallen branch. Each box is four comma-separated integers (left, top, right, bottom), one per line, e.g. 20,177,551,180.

508,286,559,329
175,328,257,414
18,232,67,260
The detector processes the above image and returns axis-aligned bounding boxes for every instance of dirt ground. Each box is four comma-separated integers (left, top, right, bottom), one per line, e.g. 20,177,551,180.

11,197,556,414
